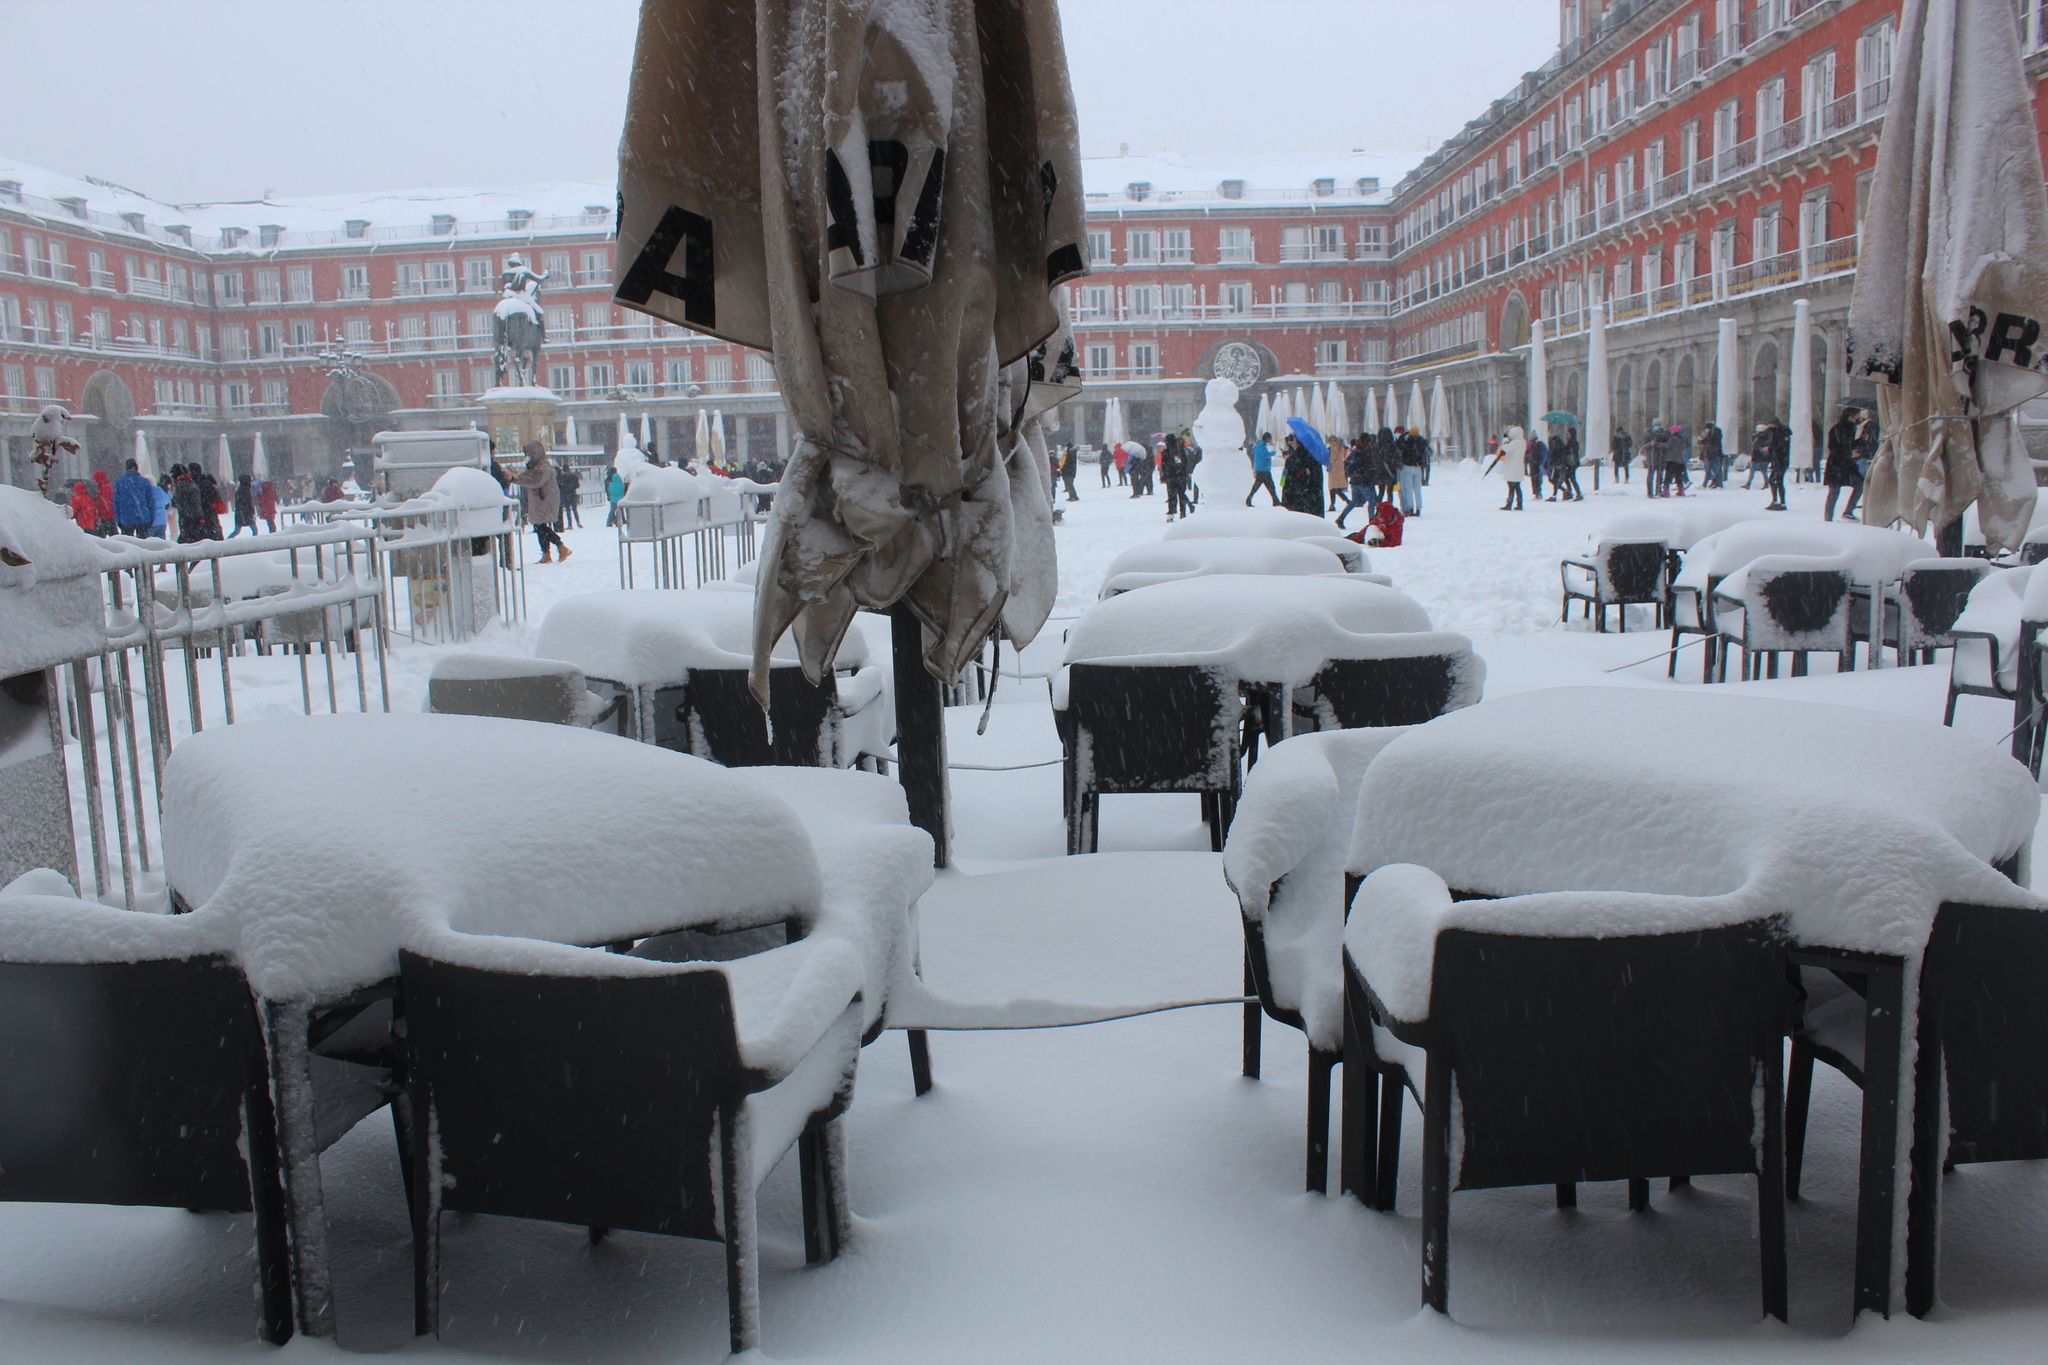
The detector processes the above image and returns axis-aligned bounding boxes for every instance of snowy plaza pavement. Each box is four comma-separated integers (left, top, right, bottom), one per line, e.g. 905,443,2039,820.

7,461,2048,1362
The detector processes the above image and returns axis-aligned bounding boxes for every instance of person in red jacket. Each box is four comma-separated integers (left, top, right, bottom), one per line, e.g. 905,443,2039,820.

90,468,117,535
1367,497,1405,547
69,481,102,533
256,477,279,532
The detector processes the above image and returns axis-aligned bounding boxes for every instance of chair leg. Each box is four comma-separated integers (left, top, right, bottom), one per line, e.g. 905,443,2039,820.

1420,1052,1452,1313
242,1077,295,1345
1628,1177,1650,1212
1669,1174,1691,1190
411,1104,439,1338
1339,993,1378,1201
1555,1182,1577,1208
1375,1071,1405,1212
1905,1029,1945,1317
798,1117,843,1265
1242,956,1261,1079
1306,1047,1338,1194
1760,1036,1789,1323
1785,1037,1814,1201
722,1103,761,1355
907,1028,934,1096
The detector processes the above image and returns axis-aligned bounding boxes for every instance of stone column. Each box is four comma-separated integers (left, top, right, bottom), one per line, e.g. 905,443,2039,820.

479,387,560,457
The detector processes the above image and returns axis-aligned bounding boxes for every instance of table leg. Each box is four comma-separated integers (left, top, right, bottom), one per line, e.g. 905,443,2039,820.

263,1000,336,1338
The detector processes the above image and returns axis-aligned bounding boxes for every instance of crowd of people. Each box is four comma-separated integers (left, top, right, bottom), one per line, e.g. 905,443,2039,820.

62,461,289,543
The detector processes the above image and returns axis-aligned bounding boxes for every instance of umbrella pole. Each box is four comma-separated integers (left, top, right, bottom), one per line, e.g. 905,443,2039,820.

890,603,950,868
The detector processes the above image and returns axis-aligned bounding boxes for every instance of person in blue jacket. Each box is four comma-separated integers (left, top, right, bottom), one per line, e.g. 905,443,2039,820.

1244,431,1279,506
113,459,157,537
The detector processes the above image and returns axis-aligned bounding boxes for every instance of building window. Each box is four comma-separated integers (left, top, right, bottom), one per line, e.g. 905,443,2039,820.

1317,339,1347,366
471,365,496,394
1129,342,1156,376
344,317,371,342
1165,283,1192,316
87,248,109,287
1161,229,1192,263
341,265,369,300
666,358,693,388
585,362,613,392
744,352,774,384
581,302,611,335
545,305,575,340
425,261,456,294
288,267,314,302
1316,280,1341,305
2,364,22,396
1221,282,1249,314
262,378,288,408
290,319,315,347
626,361,654,391
215,271,243,304
1082,285,1111,317
428,313,458,350
432,370,460,401
542,251,571,281
466,309,494,342
548,364,574,392
398,316,427,350
1130,285,1156,317
1314,224,1343,258
1217,227,1253,263
33,367,56,399
155,378,176,407
1126,230,1155,263
579,250,610,285
1086,230,1111,266
707,353,732,387
465,258,495,291
90,308,110,342
254,268,282,303
1280,226,1309,261
227,381,251,410
258,323,281,357
1086,344,1112,376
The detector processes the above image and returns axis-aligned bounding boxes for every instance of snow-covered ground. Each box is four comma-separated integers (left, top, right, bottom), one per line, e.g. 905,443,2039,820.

9,462,2048,1362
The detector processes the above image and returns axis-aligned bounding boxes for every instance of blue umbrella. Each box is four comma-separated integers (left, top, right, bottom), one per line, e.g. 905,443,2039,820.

1286,417,1329,465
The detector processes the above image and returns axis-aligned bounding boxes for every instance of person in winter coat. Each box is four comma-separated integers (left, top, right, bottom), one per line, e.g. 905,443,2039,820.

1372,426,1399,509
1245,432,1280,506
1098,443,1114,487
1127,441,1154,497
1824,407,1866,521
1526,432,1550,499
68,481,102,534
1060,444,1080,502
228,474,258,537
558,463,583,528
89,468,117,536
1366,496,1405,547
113,459,156,536
147,477,170,540
1494,426,1528,509
1335,434,1377,528
512,441,571,562
1547,429,1583,502
256,477,279,533
194,469,225,539
1699,422,1726,489
173,468,208,542
1611,426,1634,483
1396,427,1428,515
1113,440,1131,486
1280,434,1325,516
1159,435,1191,519
1661,426,1689,497
1763,419,1791,510
605,466,627,527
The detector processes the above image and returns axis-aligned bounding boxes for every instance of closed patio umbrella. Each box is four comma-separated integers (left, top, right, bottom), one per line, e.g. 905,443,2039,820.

1307,383,1328,439
710,409,727,465
1384,384,1399,431
1363,386,1379,434
1529,317,1550,443
1103,395,1125,452
694,408,711,466
252,431,269,479
641,413,654,453
218,433,233,482
1270,389,1293,443
566,412,579,445
1586,292,1610,465
1408,379,1427,436
1429,376,1451,460
1252,390,1273,444
616,413,630,454
1849,0,2048,554
133,428,155,479
1330,385,1351,443
615,0,1085,866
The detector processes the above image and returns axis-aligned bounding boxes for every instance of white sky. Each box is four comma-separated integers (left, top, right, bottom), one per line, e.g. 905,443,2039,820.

0,0,1560,203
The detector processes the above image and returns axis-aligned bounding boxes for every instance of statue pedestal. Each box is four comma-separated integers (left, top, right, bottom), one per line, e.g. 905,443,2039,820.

479,387,560,458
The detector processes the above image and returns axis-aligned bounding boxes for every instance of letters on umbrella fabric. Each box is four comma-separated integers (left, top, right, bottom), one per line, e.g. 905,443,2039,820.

614,0,1088,696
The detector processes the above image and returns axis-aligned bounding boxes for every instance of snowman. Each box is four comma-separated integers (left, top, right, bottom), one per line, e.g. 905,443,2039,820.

1189,377,1250,502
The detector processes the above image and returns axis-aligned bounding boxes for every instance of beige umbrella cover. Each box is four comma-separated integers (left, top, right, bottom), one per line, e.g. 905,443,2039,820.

1408,379,1427,436
1252,391,1272,445
615,0,1087,696
694,408,712,466
1429,376,1451,458
1848,0,2048,551
1364,387,1379,434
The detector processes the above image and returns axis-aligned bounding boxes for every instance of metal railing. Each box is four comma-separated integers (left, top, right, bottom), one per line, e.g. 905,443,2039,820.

616,496,767,590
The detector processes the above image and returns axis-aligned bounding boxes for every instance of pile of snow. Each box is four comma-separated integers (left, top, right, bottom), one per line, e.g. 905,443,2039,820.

1294,535,1371,573
1097,536,1347,597
1952,565,2036,690
536,588,868,685
1161,506,1333,543
1219,727,1412,1047
621,463,704,506
381,465,513,537
1061,574,1446,689
0,484,121,675
1344,687,2040,1022
1674,521,1934,591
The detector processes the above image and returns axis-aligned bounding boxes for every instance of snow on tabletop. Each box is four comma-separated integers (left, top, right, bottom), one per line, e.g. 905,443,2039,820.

382,465,513,537
1673,521,1933,591
1061,573,1447,687
535,588,869,685
157,713,825,1003
1344,688,2040,991
1219,727,1411,1047
1596,504,1762,551
1160,506,1334,542
621,463,705,506
1097,535,1346,597
427,651,584,683
0,485,124,677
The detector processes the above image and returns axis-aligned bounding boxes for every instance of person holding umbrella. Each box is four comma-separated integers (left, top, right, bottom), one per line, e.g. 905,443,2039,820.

1281,431,1324,515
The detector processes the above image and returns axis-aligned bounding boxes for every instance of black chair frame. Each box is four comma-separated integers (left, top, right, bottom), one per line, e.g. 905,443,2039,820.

1062,663,1242,855
1560,540,1668,633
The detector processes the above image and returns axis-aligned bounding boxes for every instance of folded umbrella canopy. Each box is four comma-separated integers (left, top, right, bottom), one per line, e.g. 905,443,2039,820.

1286,417,1329,466
1849,0,2048,552
615,0,1086,698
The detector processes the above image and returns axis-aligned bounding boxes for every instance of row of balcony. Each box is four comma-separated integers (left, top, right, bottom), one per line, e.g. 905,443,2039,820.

1069,298,1391,327
1389,77,1890,317
1395,0,1863,255
1089,243,1391,269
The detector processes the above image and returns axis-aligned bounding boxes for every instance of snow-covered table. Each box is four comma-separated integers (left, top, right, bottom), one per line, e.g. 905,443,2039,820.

535,589,890,767
1160,506,1333,543
1096,535,1351,598
134,711,932,1335
1343,687,2040,1319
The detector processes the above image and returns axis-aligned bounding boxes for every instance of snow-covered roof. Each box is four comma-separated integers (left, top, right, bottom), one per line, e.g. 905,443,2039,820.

1079,152,1409,210
0,155,613,254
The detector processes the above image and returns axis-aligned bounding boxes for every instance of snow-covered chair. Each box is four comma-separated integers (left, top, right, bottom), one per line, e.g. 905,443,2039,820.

1559,540,1667,632
0,881,293,1343
1343,865,1791,1321
1710,560,1855,680
1878,558,1991,664
1945,565,2032,725
1221,729,1411,1193
1289,633,1484,733
1061,663,1242,854
400,936,862,1355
